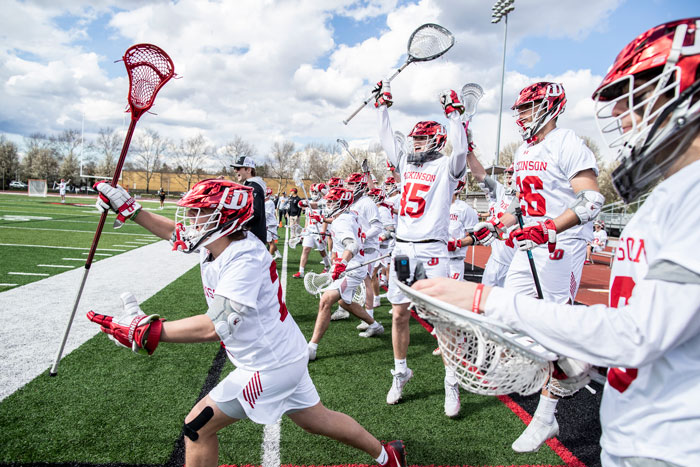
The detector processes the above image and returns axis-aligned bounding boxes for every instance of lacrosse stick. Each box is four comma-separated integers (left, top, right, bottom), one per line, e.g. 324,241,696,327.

396,281,556,396
292,168,309,201
460,82,484,123
303,252,392,296
336,138,360,165
514,207,543,299
343,23,455,125
50,44,175,376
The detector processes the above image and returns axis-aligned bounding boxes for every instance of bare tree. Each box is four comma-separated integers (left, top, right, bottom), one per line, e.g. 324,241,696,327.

171,134,210,191
133,129,168,193
304,143,338,183
0,136,20,189
217,135,258,175
93,128,122,177
268,140,295,192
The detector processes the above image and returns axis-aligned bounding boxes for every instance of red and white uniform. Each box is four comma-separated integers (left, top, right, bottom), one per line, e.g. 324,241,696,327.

448,199,479,281
590,228,608,253
377,201,396,268
264,199,278,242
377,106,468,304
351,195,381,274
302,206,325,251
200,234,318,424
485,160,700,465
58,181,68,195
328,210,368,304
482,179,516,287
506,128,598,303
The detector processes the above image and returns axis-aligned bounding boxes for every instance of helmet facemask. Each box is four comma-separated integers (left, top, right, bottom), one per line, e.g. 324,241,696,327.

407,121,446,164
173,206,233,253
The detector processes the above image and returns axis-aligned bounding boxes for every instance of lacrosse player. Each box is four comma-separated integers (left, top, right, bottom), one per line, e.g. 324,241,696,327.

374,81,469,417
415,17,700,466
58,178,71,203
370,187,396,304
585,221,608,265
231,156,267,244
293,183,332,278
158,187,166,209
307,186,385,361
467,156,517,287
89,178,407,467
468,80,602,451
345,171,383,331
447,179,479,281
264,187,281,260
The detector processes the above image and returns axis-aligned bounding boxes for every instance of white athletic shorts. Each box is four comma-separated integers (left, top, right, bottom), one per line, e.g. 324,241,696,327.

590,242,604,253
329,264,368,304
481,257,511,287
379,246,392,268
302,233,324,251
266,228,279,243
209,355,319,425
504,237,587,303
362,248,379,277
388,241,449,305
448,257,465,281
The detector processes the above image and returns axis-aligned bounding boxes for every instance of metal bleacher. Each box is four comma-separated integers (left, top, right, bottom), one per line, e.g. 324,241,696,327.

598,192,650,236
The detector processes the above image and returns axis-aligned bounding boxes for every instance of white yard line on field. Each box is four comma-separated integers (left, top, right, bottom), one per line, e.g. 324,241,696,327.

62,258,87,261
0,240,200,402
0,226,162,236
8,272,49,276
0,283,18,287
0,244,126,252
261,226,288,467
80,252,112,256
37,264,75,268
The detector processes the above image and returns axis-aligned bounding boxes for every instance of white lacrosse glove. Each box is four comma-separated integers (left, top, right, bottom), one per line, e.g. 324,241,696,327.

94,181,142,229
439,89,465,117
86,292,164,355
473,219,507,246
464,121,475,152
372,80,393,108
507,219,557,253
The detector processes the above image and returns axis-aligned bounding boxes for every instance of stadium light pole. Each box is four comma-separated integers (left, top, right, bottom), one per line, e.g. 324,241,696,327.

492,0,515,167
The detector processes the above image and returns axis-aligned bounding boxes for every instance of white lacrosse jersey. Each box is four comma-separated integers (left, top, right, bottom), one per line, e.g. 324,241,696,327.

264,199,277,229
304,206,323,234
448,199,479,259
199,234,307,371
329,210,365,269
350,195,380,250
59,181,68,194
377,202,396,250
592,228,608,249
485,160,700,465
484,179,516,265
377,106,467,243
513,128,598,242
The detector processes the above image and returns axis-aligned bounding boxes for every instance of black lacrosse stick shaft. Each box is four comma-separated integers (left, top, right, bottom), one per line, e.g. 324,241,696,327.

515,207,544,299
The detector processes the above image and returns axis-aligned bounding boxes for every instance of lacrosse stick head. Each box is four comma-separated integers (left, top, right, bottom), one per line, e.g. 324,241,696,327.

304,272,333,296
336,138,349,152
288,234,302,249
123,44,175,121
352,281,366,305
396,281,556,396
460,83,484,121
407,23,455,62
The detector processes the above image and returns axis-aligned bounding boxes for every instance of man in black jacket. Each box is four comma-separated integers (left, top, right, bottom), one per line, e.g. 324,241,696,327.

287,188,302,230
230,156,267,243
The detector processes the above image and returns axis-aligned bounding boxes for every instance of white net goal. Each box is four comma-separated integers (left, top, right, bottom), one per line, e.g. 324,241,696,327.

28,179,48,197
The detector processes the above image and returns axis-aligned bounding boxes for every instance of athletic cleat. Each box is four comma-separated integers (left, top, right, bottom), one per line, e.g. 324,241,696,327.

330,309,350,321
584,260,592,265
359,322,384,338
444,380,460,418
272,252,282,261
293,271,304,278
357,321,370,331
382,440,407,467
386,368,413,405
511,416,559,453
432,346,442,356
322,268,328,274
307,343,317,362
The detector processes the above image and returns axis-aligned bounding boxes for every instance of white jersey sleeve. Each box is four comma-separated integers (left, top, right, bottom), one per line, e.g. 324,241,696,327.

351,196,381,250
329,211,364,268
264,199,277,228
448,199,479,258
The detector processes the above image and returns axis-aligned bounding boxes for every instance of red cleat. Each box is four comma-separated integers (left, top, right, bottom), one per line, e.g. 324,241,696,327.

293,271,304,278
382,440,407,467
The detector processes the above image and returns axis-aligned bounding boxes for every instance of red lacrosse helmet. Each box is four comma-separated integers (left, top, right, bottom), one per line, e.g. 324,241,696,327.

323,187,354,218
172,179,253,253
328,176,344,188
383,176,398,196
265,187,273,198
345,172,368,199
310,182,328,201
512,82,567,143
592,17,700,203
368,187,385,203
505,164,514,174
407,121,447,164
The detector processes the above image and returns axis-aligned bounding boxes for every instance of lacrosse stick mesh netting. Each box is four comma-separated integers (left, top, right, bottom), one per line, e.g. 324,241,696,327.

408,25,454,60
124,44,175,115
304,272,333,295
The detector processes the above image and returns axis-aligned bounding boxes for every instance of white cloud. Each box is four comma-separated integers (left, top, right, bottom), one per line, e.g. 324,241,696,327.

517,48,540,69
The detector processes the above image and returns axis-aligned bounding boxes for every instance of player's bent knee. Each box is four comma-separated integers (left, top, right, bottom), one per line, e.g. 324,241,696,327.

183,406,214,442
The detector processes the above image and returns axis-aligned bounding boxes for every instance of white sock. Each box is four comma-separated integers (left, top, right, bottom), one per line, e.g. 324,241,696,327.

394,358,407,374
299,267,304,274
366,308,374,318
534,394,558,424
308,342,318,351
322,256,331,267
444,366,457,386
375,446,388,465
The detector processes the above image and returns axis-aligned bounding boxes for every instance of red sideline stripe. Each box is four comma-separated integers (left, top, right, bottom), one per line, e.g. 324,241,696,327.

498,395,588,467
221,464,568,467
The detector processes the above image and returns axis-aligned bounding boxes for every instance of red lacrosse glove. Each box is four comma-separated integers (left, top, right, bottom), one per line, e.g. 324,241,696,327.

331,258,348,280
463,120,475,152
86,292,164,355
298,199,308,208
440,89,465,117
473,219,506,246
508,219,557,252
373,80,393,108
447,237,462,252
309,212,323,223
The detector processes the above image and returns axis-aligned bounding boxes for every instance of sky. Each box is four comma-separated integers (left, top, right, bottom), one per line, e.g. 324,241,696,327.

0,0,697,168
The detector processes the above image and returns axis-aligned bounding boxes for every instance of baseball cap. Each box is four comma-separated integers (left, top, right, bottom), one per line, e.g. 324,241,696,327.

230,156,256,169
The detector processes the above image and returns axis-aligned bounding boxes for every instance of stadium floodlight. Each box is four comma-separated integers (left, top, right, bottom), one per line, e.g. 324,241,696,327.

492,0,515,167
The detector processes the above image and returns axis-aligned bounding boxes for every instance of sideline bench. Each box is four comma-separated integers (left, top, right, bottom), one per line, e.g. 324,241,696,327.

591,238,618,267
